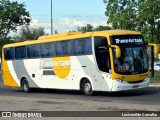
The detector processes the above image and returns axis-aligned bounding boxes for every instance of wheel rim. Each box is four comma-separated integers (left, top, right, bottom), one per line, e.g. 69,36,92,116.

84,83,92,94
23,81,29,92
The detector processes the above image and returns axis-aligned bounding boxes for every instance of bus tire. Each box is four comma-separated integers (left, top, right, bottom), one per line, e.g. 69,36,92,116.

81,79,93,96
22,79,31,93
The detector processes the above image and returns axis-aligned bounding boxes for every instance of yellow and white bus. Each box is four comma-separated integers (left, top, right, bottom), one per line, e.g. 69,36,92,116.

1,30,158,95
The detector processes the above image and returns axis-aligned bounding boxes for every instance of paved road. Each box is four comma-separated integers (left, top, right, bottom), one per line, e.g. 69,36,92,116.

0,78,160,109
0,76,160,119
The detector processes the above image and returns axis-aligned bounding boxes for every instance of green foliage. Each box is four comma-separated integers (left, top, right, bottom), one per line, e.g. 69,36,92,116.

54,30,58,34
77,24,112,32
104,0,138,30
104,0,160,43
14,26,46,41
77,24,94,32
0,37,15,57
0,0,31,39
95,25,112,31
150,71,160,83
138,0,160,43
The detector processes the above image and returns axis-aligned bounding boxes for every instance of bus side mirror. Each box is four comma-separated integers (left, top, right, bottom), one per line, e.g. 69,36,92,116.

148,43,159,57
110,45,121,58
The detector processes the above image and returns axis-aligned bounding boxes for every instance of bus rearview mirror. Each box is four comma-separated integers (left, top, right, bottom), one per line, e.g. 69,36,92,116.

110,45,121,58
148,43,159,57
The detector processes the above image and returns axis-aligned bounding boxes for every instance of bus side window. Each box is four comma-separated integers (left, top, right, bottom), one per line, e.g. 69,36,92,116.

49,43,55,57
84,38,92,54
4,47,15,60
74,38,92,55
41,43,49,57
33,45,40,58
74,39,82,55
41,43,55,57
15,46,26,59
27,45,40,58
27,46,33,58
56,41,67,56
94,37,110,73
66,40,73,56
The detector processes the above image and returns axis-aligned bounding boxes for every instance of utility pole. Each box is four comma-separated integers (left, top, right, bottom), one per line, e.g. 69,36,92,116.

51,0,53,34
151,46,154,77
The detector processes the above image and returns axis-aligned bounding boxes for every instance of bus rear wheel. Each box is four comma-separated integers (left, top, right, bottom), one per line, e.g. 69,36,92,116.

82,79,93,96
22,79,31,93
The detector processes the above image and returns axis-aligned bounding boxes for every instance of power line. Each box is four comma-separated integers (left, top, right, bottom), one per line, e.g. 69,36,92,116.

80,3,102,14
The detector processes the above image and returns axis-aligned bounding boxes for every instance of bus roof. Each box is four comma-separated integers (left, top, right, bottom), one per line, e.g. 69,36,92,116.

3,30,141,48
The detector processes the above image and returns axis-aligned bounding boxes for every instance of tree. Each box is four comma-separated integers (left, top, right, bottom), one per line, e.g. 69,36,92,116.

77,24,112,32
104,0,160,77
138,0,160,78
104,0,160,43
94,25,112,31
54,30,58,34
14,26,45,41
0,0,31,57
104,0,138,30
0,37,14,57
78,24,94,32
0,0,31,39
138,0,160,43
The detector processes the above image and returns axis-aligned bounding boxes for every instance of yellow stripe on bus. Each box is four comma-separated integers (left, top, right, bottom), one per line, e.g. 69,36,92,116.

2,60,19,87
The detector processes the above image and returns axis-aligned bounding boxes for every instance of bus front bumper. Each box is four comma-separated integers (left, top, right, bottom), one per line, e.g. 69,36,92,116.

111,77,150,91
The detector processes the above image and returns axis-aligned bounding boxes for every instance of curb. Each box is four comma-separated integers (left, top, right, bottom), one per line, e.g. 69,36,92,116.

149,84,160,87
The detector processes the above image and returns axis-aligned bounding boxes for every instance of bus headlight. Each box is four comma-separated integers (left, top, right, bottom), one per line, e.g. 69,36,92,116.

144,77,150,82
114,79,128,83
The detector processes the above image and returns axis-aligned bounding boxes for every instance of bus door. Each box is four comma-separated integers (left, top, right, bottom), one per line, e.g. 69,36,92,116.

93,36,112,91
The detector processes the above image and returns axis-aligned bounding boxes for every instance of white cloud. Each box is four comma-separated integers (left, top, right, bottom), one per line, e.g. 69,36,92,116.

29,18,108,34
10,18,108,36
30,19,39,27
59,18,86,27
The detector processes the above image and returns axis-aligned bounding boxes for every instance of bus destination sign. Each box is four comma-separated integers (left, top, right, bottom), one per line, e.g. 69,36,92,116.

110,35,144,45
115,38,143,44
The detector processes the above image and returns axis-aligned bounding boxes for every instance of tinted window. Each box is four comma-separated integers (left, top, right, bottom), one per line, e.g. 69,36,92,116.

94,37,108,51
15,46,26,59
56,41,67,56
56,40,73,56
27,45,40,58
74,38,92,55
41,43,55,57
4,47,15,60
66,40,73,55
94,37,111,72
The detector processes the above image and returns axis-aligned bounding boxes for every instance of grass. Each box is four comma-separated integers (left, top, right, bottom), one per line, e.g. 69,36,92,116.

150,71,160,83
151,71,160,83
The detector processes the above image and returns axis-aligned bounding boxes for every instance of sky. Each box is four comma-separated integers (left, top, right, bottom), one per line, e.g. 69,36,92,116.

11,0,107,35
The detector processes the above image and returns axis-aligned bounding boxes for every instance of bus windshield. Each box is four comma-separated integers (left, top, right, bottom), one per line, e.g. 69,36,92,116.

113,47,148,74
110,35,148,75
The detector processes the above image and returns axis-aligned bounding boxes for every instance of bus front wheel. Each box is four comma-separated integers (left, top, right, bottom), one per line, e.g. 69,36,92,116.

82,79,93,96
22,79,31,93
